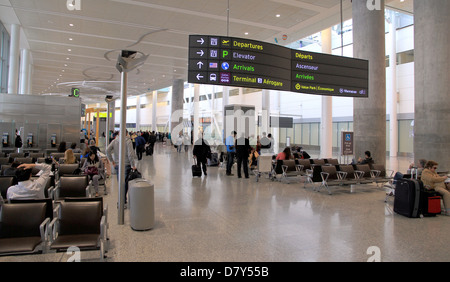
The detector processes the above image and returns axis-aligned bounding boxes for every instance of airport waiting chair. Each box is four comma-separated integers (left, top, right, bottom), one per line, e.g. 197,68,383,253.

0,157,10,167
316,165,357,195
53,175,90,200
297,159,312,171
0,176,16,199
0,202,50,256
253,155,275,182
14,157,33,164
8,153,24,159
55,164,80,181
49,200,107,261
64,197,109,248
50,153,65,161
325,158,339,166
9,198,56,222
280,160,304,183
28,153,44,162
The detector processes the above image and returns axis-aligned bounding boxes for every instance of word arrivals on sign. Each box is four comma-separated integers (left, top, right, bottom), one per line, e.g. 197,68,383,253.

188,35,369,98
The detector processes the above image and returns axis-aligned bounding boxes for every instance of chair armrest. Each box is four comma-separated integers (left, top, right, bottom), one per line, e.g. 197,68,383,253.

386,169,395,178
296,165,304,172
281,165,288,176
49,217,58,243
354,171,364,179
85,185,91,198
306,169,313,176
100,215,107,241
53,203,61,219
104,204,108,227
320,172,329,182
370,170,381,178
48,186,55,200
40,217,51,242
337,171,347,180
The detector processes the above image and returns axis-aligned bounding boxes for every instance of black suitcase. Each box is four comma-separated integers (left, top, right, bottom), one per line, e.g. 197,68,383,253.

394,178,422,218
192,159,202,177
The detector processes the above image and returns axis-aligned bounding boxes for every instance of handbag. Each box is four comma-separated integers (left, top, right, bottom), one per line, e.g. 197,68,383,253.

127,169,142,182
85,166,98,176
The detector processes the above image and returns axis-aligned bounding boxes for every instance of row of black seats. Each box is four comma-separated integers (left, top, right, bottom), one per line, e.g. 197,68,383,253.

0,197,108,260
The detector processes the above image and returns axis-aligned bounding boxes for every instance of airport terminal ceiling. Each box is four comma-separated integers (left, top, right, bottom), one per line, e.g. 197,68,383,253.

0,0,413,104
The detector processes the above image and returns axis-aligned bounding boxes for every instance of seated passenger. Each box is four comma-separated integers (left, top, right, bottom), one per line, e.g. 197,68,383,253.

248,147,259,169
81,151,104,197
6,163,52,200
421,160,450,215
70,142,82,153
62,149,77,164
276,147,292,160
353,151,374,166
407,158,427,177
3,161,20,176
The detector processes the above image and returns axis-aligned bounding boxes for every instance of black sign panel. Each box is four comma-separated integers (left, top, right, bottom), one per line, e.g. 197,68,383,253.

188,35,369,98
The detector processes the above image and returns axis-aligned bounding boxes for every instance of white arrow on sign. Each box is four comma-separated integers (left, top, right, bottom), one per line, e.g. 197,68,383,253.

197,61,204,69
196,74,204,80
196,50,204,56
197,38,205,45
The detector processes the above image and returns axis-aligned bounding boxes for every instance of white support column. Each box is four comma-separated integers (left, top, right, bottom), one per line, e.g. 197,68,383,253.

320,28,333,158
27,63,33,94
135,95,141,131
222,86,229,108
8,24,20,94
193,84,200,143
238,87,244,104
261,89,270,137
152,91,157,132
19,48,30,94
388,10,398,157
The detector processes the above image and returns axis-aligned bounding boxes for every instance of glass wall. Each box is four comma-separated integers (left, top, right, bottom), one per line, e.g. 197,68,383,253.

279,120,413,154
0,21,10,93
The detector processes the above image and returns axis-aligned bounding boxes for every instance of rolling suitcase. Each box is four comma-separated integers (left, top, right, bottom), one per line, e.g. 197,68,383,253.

192,159,202,177
421,189,441,217
394,178,422,218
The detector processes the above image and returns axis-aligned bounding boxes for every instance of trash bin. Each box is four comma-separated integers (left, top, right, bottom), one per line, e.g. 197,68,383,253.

128,178,155,231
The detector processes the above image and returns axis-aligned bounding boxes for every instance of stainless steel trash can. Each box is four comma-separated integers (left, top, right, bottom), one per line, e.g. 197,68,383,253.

128,178,155,231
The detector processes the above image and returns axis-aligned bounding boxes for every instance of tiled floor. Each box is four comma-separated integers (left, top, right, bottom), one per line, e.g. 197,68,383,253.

2,144,450,262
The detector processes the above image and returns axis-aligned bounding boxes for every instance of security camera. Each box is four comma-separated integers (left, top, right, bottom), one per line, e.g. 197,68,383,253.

116,50,148,73
105,95,116,103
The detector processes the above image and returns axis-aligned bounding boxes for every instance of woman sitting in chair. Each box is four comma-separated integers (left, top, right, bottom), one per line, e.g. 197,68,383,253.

81,151,104,197
63,149,77,164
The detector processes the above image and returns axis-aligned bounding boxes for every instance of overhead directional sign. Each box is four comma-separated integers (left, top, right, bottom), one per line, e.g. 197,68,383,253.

188,35,369,98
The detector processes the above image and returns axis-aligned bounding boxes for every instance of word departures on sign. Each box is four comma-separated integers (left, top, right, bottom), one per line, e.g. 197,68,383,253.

188,35,369,98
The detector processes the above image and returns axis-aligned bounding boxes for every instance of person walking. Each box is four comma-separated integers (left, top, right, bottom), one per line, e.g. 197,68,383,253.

235,134,251,178
225,131,237,176
135,132,146,160
193,133,211,176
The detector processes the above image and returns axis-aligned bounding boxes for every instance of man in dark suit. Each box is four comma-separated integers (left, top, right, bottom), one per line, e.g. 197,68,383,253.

235,133,251,178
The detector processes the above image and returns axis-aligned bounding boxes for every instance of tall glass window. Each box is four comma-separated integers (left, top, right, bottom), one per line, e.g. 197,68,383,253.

0,21,10,93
